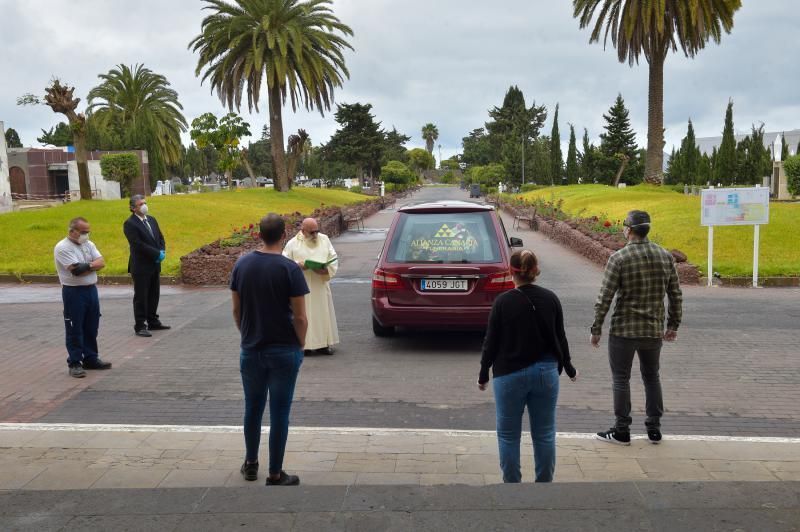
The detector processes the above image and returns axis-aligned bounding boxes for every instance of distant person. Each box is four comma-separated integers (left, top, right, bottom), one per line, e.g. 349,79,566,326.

283,218,339,356
591,210,682,446
54,217,112,378
123,195,169,337
478,249,578,483
231,213,309,486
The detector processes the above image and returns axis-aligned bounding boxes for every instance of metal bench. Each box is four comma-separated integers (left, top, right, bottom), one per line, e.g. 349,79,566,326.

343,213,365,231
513,208,538,230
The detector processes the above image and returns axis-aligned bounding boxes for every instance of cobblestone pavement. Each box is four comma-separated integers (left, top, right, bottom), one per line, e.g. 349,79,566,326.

2,187,799,437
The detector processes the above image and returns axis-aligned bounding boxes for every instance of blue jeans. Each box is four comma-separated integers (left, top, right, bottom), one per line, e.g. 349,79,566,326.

62,285,101,367
493,360,559,483
240,346,303,474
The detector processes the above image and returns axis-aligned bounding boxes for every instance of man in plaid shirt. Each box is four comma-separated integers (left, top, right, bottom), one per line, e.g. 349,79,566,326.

590,210,682,445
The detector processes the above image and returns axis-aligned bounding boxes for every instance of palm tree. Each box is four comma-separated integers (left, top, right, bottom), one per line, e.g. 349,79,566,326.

421,123,439,156
87,64,187,188
189,0,353,192
573,0,741,184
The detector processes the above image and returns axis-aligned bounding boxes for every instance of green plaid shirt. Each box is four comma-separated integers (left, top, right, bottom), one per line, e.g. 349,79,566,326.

591,239,682,338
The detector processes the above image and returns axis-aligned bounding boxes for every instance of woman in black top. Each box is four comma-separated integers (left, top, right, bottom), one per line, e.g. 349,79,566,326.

478,249,577,482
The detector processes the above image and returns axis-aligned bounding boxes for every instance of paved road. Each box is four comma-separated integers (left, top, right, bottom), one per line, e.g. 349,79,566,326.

1,186,799,437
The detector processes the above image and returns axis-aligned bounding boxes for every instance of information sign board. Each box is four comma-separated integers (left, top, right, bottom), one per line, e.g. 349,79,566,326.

701,187,769,226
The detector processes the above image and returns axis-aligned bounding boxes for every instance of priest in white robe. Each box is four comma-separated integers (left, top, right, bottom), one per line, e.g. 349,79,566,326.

283,218,340,355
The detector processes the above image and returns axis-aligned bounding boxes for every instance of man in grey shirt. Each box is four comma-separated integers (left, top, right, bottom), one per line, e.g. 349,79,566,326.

54,217,112,378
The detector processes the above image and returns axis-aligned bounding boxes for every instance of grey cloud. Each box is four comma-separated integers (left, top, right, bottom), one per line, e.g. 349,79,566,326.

1,0,795,162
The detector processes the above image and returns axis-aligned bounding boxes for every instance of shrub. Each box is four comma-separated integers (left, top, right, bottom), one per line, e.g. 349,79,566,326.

381,160,415,185
349,185,363,194
784,154,800,196
100,153,140,196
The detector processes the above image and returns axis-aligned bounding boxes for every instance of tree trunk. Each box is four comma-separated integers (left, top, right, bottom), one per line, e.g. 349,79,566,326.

612,155,630,187
241,152,256,181
268,85,289,192
645,49,666,185
67,113,92,200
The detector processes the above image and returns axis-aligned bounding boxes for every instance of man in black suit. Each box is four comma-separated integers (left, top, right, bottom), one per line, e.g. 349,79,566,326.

123,195,170,337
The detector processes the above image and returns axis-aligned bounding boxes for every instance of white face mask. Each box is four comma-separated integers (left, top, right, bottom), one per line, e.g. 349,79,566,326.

139,204,149,216
78,233,90,244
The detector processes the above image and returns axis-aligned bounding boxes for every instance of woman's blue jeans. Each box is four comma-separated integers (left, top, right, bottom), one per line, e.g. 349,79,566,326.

493,360,559,483
240,346,303,474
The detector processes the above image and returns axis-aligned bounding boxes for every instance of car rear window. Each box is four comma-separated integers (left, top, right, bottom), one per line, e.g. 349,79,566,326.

387,211,501,263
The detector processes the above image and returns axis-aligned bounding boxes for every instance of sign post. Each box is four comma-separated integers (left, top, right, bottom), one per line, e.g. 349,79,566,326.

700,186,769,287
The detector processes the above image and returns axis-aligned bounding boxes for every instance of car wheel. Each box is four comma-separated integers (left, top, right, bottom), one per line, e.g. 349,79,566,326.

372,316,395,337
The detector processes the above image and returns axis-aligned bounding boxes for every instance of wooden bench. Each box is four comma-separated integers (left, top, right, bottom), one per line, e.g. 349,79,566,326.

343,213,365,231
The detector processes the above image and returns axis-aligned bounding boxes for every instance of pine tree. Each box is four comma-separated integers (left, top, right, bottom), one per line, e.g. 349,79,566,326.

599,94,638,185
549,104,563,185
565,124,579,184
715,100,737,186
664,147,680,185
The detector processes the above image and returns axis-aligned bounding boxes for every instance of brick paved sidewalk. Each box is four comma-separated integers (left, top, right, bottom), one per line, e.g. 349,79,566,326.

2,425,799,490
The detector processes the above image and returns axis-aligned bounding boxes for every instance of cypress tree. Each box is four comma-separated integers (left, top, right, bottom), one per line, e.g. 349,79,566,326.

781,133,789,161
565,124,579,184
580,128,596,183
679,119,700,185
715,100,737,186
549,104,563,185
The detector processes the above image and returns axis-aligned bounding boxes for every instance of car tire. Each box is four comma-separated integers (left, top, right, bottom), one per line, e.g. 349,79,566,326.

372,316,395,337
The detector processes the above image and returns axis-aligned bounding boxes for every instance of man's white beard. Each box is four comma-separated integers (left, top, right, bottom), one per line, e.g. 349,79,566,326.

303,235,320,249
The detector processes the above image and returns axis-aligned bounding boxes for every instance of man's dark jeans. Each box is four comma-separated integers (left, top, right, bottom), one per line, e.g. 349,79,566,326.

608,335,663,431
62,284,101,366
240,346,303,474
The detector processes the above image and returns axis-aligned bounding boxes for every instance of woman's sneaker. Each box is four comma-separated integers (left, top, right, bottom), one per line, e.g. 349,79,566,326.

647,428,662,444
595,428,631,446
240,461,258,481
266,471,300,486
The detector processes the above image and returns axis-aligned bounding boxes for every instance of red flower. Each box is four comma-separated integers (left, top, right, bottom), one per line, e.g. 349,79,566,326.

604,220,612,227
249,223,254,229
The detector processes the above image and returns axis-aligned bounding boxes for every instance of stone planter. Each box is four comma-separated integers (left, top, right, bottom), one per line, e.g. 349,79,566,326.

180,194,399,285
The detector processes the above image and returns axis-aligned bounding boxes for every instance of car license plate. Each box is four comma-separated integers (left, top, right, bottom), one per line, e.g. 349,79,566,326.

421,279,468,291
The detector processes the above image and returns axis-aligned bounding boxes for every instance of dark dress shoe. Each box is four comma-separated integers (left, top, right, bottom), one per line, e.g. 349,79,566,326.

315,347,334,355
148,324,171,330
135,329,152,337
83,358,112,370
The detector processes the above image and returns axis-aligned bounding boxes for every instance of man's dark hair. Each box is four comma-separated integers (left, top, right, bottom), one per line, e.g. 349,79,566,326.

129,194,145,212
259,213,286,245
625,210,651,238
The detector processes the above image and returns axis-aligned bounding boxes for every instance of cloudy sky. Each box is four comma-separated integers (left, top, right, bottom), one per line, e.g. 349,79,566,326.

1,0,797,161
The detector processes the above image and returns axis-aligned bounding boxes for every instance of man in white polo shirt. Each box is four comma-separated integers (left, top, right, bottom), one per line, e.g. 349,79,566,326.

54,217,113,378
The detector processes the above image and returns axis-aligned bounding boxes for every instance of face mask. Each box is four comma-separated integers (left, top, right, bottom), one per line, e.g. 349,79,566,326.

78,233,90,244
139,204,149,216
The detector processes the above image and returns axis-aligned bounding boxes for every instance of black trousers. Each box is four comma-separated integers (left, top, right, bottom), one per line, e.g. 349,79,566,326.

608,335,664,431
132,271,161,330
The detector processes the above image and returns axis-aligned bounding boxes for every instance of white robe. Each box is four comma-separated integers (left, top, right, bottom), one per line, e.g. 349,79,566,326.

283,233,340,350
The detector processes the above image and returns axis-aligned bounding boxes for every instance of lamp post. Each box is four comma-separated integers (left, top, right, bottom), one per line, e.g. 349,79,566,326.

438,144,442,170
521,134,525,185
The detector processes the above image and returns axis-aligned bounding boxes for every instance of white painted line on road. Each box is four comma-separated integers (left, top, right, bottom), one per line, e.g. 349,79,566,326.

1,423,799,444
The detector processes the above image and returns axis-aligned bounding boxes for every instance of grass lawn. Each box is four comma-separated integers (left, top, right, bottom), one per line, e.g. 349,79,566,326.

0,188,367,276
516,185,800,277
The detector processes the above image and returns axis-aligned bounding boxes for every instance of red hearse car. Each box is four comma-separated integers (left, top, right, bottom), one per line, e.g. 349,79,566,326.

371,200,522,336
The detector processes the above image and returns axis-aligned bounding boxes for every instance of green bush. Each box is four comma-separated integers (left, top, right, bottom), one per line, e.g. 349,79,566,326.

784,154,800,196
100,153,140,197
439,171,456,184
349,185,363,194
381,160,416,185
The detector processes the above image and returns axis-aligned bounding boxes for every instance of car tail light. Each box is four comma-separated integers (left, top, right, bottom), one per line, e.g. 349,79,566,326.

485,271,515,291
372,269,402,290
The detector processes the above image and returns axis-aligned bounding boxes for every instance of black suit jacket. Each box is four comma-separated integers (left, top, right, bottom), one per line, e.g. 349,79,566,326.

123,213,166,275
